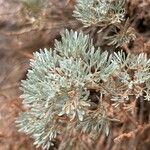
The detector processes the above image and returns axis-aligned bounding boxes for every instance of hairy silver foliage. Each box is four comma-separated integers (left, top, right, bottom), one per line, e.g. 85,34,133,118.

16,30,117,149
76,95,110,138
73,0,136,48
109,52,150,106
16,30,150,150
73,0,125,27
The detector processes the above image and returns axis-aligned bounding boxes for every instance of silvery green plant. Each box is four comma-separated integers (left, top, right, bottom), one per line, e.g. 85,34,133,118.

16,30,117,149
73,0,125,27
16,29,150,150
106,52,150,107
73,0,136,48
16,0,150,150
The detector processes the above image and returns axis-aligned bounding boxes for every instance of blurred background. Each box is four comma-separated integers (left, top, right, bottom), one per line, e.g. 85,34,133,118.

0,0,149,149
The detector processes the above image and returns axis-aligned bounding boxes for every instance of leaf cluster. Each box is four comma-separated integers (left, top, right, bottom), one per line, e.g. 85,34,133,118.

73,0,125,27
73,0,135,48
16,30,150,150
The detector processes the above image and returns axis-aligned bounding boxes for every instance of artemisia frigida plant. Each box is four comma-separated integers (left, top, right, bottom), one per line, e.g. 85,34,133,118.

16,0,150,150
